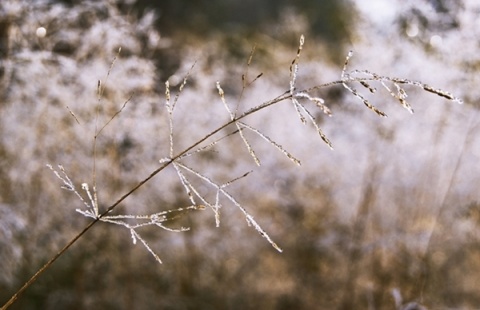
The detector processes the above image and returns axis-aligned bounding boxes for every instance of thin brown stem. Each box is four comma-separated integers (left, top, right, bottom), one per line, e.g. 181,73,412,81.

1,219,98,310
1,90,292,309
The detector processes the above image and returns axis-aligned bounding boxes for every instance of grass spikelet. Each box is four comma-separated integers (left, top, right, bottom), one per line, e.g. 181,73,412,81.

292,98,308,124
294,92,332,116
359,80,376,93
173,164,197,205
290,34,305,76
165,81,170,107
237,44,261,114
342,82,387,117
239,122,301,166
296,101,334,148
341,50,354,78
290,35,309,125
378,80,414,113
422,84,463,103
65,105,81,125
238,127,261,166
217,81,234,119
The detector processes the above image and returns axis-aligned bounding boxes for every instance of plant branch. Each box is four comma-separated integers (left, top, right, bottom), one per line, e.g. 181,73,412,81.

1,89,293,309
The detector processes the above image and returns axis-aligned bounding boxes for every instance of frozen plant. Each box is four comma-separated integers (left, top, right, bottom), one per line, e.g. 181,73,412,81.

1,35,461,309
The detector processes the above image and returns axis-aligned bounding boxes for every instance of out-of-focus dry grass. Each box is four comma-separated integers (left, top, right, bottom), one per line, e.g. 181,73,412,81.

1,1,479,309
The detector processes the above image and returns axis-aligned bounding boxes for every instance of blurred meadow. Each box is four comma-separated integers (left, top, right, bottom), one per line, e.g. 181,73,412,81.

0,0,479,309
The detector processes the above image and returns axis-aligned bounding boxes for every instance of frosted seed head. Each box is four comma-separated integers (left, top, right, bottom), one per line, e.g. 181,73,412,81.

299,34,305,47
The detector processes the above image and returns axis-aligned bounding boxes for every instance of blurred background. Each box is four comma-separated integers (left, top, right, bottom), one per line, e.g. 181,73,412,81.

0,0,479,309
